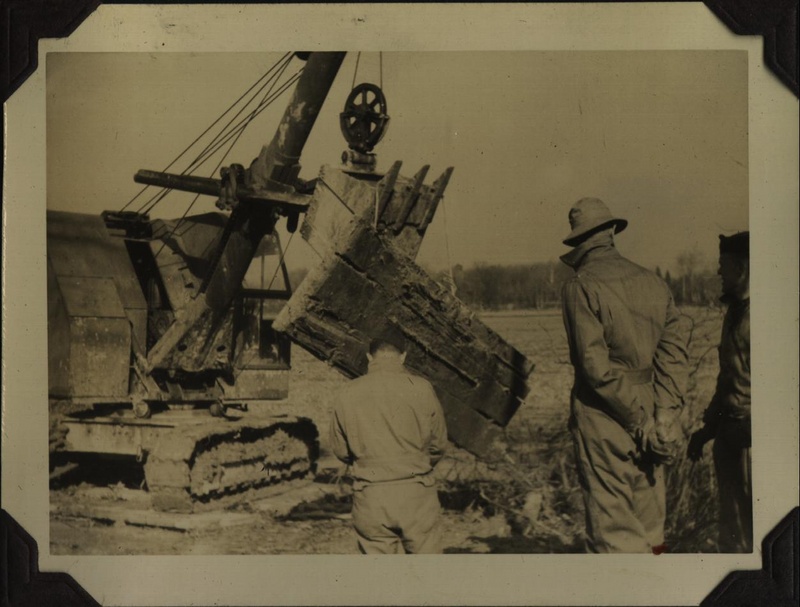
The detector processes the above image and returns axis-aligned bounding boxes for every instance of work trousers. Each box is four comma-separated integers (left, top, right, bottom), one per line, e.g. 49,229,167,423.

570,402,666,553
351,481,442,554
713,420,753,552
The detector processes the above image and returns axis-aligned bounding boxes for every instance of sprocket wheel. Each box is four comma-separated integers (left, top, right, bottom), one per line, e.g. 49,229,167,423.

339,83,390,154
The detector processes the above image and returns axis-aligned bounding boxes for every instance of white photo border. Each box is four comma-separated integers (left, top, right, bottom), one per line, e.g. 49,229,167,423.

2,3,798,606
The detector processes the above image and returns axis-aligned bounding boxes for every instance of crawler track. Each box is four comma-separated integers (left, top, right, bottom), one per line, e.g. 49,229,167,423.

190,427,314,499
144,416,320,512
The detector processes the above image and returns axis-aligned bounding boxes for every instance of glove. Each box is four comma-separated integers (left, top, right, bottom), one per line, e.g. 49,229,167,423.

687,425,715,461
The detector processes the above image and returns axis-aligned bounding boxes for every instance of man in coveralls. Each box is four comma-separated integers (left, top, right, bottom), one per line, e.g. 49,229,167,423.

688,232,752,552
560,197,689,553
330,329,448,554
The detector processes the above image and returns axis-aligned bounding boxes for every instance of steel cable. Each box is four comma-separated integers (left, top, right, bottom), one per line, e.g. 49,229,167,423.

120,52,293,212
139,55,298,216
138,71,303,218
351,52,361,90
168,70,301,188
150,59,299,259
135,60,295,215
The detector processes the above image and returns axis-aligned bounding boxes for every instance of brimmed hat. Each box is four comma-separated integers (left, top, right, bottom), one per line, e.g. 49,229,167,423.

563,197,628,246
719,232,749,258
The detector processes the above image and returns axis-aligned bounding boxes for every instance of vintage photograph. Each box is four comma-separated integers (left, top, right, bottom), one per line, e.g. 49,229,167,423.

45,49,749,556
2,3,797,606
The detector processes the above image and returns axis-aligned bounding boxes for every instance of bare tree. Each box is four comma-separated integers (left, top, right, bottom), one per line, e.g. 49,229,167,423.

675,246,717,306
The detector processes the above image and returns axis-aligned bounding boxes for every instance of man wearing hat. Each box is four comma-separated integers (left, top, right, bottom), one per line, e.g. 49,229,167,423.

329,328,448,554
688,232,752,552
560,197,689,553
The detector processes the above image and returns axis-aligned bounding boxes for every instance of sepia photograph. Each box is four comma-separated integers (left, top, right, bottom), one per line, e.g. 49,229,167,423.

2,3,797,606
44,49,749,557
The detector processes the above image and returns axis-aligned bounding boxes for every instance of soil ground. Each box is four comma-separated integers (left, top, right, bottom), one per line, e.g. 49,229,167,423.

49,495,529,555
49,308,724,555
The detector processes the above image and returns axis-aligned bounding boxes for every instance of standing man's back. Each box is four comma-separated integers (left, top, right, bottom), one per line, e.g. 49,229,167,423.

563,245,685,424
560,197,688,553
330,329,447,554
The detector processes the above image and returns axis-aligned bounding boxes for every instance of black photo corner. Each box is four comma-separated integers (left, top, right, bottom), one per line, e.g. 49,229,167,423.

1,1,798,606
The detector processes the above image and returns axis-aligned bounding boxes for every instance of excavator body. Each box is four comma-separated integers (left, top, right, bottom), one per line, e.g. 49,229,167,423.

47,52,534,513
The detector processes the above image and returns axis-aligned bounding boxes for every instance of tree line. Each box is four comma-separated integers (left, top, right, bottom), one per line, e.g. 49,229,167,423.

444,251,721,311
288,248,721,312
448,262,573,310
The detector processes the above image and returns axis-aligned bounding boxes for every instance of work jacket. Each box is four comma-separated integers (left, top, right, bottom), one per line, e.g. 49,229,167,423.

330,356,448,488
560,234,688,433
704,296,750,428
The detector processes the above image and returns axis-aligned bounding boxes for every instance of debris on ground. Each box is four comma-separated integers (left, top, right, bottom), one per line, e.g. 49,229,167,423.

279,492,353,521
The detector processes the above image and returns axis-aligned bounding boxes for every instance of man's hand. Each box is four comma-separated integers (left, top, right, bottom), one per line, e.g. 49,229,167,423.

646,431,681,465
653,408,682,443
634,416,655,451
687,425,715,461
635,410,684,465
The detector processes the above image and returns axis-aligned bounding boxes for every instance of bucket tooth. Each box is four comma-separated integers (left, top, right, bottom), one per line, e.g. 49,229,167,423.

392,165,430,233
418,166,454,231
375,160,402,225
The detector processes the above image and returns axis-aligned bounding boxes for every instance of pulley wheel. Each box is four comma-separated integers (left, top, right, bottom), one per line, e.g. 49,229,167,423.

340,83,390,154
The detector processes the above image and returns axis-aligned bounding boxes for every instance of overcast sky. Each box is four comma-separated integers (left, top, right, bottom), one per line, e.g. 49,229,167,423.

47,51,748,274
